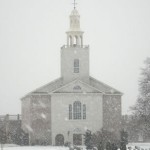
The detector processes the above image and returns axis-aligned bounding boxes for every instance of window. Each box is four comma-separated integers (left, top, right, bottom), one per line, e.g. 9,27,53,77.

69,105,72,120
73,85,81,90
73,101,81,119
68,102,86,120
73,134,82,145
69,36,72,46
74,59,79,73
73,36,78,45
83,104,86,119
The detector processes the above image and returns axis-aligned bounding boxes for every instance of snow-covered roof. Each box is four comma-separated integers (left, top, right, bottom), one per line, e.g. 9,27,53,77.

21,78,63,99
89,77,123,95
22,76,122,99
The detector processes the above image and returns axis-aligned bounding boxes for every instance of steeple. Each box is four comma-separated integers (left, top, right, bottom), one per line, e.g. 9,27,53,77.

61,4,89,84
70,9,80,30
66,8,84,47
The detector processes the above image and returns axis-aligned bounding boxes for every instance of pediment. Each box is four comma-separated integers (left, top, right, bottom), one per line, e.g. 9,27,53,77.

52,80,102,94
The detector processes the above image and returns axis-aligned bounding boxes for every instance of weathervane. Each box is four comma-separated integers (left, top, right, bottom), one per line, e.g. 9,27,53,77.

73,0,77,9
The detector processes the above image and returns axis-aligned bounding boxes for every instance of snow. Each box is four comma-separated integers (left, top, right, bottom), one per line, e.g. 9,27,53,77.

2,144,150,150
41,113,46,119
39,101,46,108
84,126,88,131
110,89,114,94
127,143,150,150
3,146,69,150
25,124,33,132
65,117,68,121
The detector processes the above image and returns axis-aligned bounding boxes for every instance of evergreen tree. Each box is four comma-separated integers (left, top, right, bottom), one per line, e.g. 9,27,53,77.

106,142,111,150
0,128,7,150
120,130,128,150
97,141,103,150
91,129,119,150
111,143,118,150
131,57,150,131
84,130,93,150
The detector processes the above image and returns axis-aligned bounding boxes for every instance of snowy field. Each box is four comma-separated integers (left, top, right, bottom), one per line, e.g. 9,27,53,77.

2,145,69,150
2,143,150,150
127,143,150,150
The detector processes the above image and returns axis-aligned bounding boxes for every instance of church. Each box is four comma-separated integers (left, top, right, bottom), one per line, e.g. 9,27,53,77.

21,6,122,146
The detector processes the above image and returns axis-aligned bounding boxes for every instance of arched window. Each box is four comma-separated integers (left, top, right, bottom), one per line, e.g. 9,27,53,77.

73,85,81,90
69,36,72,46
74,59,79,73
73,101,81,119
69,104,72,120
73,36,78,46
83,104,86,119
80,36,83,46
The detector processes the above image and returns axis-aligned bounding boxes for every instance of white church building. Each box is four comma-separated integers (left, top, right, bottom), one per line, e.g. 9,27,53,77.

21,7,122,146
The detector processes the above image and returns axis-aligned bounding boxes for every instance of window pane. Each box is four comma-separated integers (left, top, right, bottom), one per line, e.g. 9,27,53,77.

74,59,79,73
74,68,79,73
74,59,79,67
69,105,72,120
73,101,81,119
83,104,86,119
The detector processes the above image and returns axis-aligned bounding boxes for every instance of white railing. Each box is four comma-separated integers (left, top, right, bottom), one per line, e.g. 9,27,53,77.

61,45,89,49
0,114,21,121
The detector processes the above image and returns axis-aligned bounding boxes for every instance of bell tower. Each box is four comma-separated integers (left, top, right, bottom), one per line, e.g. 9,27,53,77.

66,9,83,47
61,7,89,84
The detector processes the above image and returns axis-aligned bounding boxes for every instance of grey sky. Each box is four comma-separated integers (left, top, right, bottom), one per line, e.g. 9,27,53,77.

0,0,150,115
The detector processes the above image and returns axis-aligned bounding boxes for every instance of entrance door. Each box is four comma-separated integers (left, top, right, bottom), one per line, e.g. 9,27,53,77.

55,134,64,146
73,134,82,145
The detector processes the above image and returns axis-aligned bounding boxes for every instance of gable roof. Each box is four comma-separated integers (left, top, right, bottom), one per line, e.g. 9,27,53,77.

33,78,63,93
52,79,103,94
22,78,63,99
89,76,123,95
22,76,122,99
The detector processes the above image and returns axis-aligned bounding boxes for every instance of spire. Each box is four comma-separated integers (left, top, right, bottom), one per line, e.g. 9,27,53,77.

66,3,84,47
70,0,80,31
70,9,80,30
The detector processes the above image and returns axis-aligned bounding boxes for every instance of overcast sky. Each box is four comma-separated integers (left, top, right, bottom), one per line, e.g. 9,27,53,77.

0,0,150,115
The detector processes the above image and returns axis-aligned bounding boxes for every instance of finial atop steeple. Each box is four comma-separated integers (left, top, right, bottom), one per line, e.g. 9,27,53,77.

73,0,77,9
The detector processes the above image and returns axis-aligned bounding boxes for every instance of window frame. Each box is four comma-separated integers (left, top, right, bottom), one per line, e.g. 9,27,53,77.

83,104,86,119
73,101,81,120
69,104,72,120
74,59,79,73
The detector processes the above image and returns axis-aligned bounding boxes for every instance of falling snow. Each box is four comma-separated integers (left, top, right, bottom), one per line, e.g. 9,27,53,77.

41,113,46,119
25,124,33,133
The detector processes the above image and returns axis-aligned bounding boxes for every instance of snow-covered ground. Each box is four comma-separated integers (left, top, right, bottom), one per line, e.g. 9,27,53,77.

127,143,150,150
2,145,69,150
2,143,150,150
